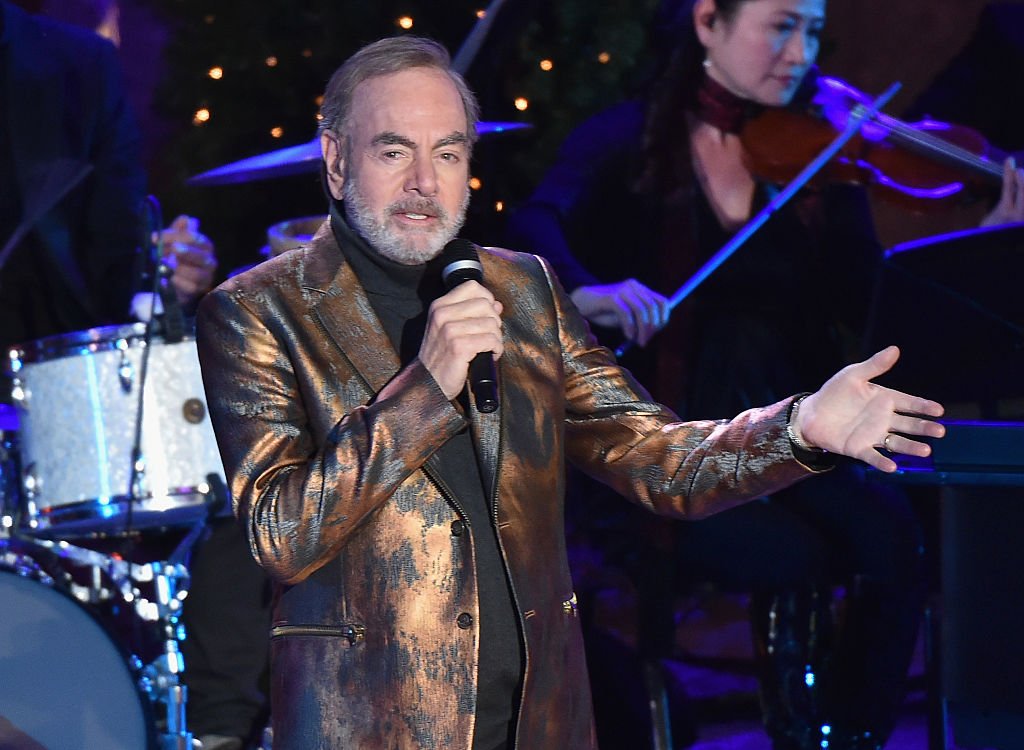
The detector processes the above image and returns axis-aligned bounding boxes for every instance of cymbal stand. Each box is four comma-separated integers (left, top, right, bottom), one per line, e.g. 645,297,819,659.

142,510,214,750
132,556,189,750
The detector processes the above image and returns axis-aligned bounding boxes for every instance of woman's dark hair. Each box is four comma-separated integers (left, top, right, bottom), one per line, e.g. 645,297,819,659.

637,0,750,193
637,0,820,194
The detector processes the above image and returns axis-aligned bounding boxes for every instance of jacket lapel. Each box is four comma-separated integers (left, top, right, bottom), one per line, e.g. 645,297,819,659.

306,225,401,395
305,226,503,492
467,397,501,501
465,249,505,498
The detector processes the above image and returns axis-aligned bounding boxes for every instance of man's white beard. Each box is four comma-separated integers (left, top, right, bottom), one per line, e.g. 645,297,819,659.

343,176,469,265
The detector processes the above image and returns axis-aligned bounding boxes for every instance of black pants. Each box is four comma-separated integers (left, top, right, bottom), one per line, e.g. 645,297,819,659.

181,517,273,742
568,460,925,745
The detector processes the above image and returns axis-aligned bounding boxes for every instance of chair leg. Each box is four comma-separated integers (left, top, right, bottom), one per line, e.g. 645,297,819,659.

923,600,949,750
643,658,674,750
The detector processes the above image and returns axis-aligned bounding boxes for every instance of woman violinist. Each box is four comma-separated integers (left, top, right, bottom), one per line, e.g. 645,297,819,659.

507,1,1021,748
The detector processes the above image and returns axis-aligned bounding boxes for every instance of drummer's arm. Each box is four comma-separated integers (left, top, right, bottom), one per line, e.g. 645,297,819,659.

128,216,218,321
159,215,218,311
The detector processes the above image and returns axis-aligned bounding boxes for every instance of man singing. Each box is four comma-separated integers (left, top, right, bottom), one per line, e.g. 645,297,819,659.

196,35,944,750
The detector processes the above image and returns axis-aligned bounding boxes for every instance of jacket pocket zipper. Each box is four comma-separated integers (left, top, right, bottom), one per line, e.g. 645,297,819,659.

271,623,366,646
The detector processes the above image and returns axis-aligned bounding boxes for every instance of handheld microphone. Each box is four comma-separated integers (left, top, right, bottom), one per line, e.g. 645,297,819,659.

440,239,499,413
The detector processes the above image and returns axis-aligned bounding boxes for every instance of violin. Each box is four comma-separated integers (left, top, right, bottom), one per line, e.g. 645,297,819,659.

739,76,1007,211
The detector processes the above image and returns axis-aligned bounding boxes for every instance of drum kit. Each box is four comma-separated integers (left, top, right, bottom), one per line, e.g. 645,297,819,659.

1,322,228,750
0,119,529,749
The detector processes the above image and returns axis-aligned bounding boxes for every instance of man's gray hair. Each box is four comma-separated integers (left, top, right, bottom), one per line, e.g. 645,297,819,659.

319,36,480,146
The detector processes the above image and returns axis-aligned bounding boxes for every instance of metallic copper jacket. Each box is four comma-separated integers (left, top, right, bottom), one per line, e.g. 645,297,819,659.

195,223,820,750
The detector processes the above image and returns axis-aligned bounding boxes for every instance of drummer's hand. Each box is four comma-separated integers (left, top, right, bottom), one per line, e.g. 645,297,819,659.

980,157,1024,228
570,279,670,347
158,215,217,307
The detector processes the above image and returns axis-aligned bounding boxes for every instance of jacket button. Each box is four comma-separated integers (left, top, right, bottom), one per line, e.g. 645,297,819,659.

456,612,474,629
451,520,466,537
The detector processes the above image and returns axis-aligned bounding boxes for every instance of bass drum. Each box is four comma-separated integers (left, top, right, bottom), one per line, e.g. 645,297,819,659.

0,548,155,749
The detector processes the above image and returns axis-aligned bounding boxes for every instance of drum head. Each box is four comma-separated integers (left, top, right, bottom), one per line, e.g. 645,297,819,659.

0,564,153,749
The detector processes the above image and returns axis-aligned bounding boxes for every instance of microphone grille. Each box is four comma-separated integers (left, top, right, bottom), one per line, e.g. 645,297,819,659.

441,239,482,287
441,238,478,264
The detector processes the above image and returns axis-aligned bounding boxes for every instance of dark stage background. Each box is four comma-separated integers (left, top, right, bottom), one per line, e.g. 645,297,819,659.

41,0,1019,281
12,1,1024,746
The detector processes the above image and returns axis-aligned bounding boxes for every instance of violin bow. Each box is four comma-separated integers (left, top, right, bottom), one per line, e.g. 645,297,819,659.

615,81,903,358
452,0,509,75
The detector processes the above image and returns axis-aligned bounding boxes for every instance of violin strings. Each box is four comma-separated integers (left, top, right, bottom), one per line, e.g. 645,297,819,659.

874,114,1003,180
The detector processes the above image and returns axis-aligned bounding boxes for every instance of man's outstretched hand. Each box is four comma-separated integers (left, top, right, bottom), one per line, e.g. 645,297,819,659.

793,346,945,473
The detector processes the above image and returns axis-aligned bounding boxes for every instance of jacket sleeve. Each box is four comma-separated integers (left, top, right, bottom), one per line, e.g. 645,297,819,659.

539,256,822,519
196,287,466,584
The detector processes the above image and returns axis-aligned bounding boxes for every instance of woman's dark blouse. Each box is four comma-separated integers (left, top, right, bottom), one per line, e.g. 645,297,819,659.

506,99,882,420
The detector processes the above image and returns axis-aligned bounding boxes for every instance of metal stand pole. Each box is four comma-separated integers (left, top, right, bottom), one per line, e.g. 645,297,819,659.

141,559,194,750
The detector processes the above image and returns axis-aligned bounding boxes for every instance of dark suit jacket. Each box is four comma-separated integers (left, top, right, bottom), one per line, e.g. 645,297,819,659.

196,222,818,749
0,0,145,348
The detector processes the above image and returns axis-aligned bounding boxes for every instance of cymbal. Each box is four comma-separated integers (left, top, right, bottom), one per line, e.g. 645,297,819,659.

187,121,531,187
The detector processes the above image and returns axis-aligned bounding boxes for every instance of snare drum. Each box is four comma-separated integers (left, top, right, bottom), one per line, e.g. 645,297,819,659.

7,323,227,536
0,547,155,749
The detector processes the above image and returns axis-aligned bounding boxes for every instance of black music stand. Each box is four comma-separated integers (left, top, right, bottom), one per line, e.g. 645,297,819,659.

865,222,1024,750
863,221,1024,408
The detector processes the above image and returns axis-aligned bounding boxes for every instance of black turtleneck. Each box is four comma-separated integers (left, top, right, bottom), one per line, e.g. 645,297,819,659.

330,203,523,750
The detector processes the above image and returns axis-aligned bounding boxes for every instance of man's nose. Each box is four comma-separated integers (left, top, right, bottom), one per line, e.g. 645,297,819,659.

405,156,438,196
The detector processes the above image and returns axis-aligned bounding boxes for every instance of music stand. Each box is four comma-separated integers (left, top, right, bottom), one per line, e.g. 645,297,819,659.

863,221,1024,406
865,223,1024,750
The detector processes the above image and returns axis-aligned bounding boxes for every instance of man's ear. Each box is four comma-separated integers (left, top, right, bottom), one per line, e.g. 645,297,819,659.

693,0,719,47
320,131,345,201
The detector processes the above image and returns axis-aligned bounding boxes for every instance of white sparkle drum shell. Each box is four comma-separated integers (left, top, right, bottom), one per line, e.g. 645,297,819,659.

0,555,154,749
7,323,227,537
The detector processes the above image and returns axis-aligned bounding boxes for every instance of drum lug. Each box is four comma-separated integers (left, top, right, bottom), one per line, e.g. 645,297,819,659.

9,376,27,408
132,455,148,500
21,463,40,530
118,345,135,392
6,348,23,376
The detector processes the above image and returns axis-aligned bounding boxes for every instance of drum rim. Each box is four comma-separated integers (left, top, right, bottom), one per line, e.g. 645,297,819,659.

0,541,159,749
7,320,197,366
23,488,219,537
0,538,56,587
